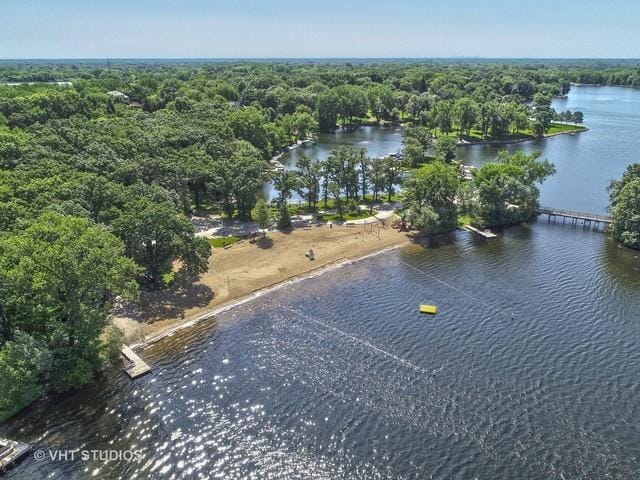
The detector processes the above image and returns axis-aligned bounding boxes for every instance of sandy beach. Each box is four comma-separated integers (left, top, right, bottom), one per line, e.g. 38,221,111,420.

113,220,411,345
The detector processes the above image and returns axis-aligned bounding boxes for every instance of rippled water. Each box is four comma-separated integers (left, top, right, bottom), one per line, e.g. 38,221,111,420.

2,87,640,479
4,225,639,479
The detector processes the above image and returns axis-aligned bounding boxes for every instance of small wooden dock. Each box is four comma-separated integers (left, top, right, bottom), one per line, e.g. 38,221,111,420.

0,438,31,473
121,345,151,379
464,225,497,238
536,206,612,231
460,165,476,181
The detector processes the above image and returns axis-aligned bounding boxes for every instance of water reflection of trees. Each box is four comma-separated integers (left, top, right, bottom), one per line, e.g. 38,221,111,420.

602,236,640,286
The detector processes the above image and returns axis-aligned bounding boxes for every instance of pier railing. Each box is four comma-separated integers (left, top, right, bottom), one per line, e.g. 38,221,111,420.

535,206,612,226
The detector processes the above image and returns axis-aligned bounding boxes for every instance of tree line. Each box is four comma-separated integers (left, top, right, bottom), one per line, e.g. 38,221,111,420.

402,151,555,233
265,141,555,237
609,164,640,250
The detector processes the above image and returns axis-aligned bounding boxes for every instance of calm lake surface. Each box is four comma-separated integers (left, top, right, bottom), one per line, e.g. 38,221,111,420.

265,125,404,199
281,125,405,167
271,85,638,212
3,86,640,479
459,86,640,214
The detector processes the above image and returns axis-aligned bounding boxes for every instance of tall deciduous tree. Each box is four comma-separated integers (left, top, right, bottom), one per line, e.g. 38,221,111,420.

113,199,210,286
272,170,300,230
435,137,457,163
454,98,478,138
281,108,318,142
369,156,385,202
404,127,432,168
317,89,340,131
211,140,268,218
295,154,321,209
404,137,425,168
403,162,460,232
382,155,402,201
177,146,214,210
433,100,454,135
0,332,51,420
252,198,271,237
531,94,554,137
229,106,272,154
0,213,139,392
473,151,555,227
609,164,640,249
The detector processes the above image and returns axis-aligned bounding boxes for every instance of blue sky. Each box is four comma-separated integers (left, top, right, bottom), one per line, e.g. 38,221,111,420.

2,0,639,58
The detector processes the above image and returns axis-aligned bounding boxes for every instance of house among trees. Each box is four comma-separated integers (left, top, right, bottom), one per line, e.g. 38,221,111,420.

106,90,130,103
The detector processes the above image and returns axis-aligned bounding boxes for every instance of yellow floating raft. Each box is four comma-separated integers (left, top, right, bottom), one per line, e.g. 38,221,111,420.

419,304,438,315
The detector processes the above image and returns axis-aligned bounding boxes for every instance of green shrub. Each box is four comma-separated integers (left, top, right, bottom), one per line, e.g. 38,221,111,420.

208,236,241,248
101,324,125,365
347,199,359,214
277,205,292,229
0,332,51,421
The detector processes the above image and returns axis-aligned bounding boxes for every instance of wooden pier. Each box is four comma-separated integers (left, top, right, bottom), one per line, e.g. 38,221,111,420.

535,206,612,231
464,225,497,238
121,345,151,379
0,438,31,473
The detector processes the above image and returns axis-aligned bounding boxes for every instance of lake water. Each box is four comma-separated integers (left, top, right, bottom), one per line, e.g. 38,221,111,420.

458,86,640,214
265,125,404,200
272,86,639,214
2,86,640,479
281,126,405,167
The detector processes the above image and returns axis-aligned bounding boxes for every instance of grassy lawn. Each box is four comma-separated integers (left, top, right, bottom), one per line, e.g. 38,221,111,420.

360,193,402,203
288,194,400,216
320,210,373,222
457,214,474,227
441,128,532,143
287,203,315,215
191,201,221,216
436,122,586,144
546,123,588,135
341,110,412,127
208,236,241,248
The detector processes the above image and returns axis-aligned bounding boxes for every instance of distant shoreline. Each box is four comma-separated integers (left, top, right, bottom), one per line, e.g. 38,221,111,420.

456,126,589,147
570,82,640,89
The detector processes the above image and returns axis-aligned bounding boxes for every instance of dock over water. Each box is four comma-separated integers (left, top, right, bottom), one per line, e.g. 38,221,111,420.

0,438,31,473
464,225,497,238
536,206,612,231
121,345,151,379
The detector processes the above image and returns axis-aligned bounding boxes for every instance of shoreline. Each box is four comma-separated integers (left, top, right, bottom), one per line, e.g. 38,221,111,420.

322,122,588,148
131,243,405,350
456,126,589,147
570,83,640,89
270,136,316,167
114,223,411,348
116,123,589,350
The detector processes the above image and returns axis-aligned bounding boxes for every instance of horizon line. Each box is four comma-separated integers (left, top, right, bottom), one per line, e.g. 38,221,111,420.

1,56,640,61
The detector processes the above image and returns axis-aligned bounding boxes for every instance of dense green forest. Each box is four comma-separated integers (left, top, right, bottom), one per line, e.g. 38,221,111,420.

609,164,640,249
0,60,637,420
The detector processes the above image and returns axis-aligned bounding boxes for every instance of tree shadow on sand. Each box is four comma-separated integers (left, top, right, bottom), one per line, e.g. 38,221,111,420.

256,236,274,249
119,283,215,323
